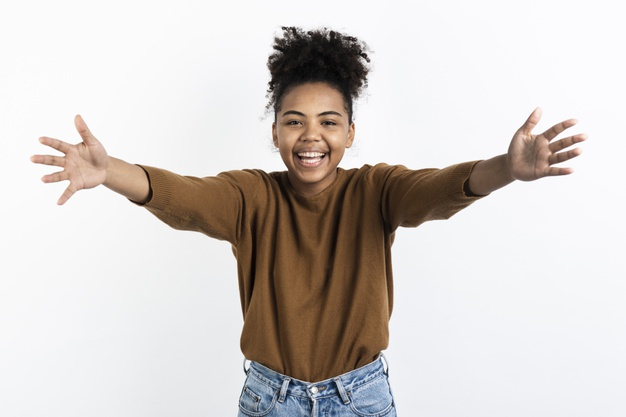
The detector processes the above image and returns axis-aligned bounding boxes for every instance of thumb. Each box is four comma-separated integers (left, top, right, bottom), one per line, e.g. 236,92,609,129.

518,107,542,136
74,114,98,145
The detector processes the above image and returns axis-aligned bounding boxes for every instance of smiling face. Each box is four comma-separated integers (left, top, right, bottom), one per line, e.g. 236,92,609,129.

272,82,355,197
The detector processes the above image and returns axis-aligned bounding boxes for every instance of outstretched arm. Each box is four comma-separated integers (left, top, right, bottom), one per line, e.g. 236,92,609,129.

467,108,587,196
31,115,151,205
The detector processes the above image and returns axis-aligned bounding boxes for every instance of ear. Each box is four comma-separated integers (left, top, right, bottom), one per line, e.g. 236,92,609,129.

272,122,279,148
345,122,356,148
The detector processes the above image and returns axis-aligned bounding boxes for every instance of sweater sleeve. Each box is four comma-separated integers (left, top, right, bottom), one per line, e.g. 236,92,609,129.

135,165,260,245
373,161,485,231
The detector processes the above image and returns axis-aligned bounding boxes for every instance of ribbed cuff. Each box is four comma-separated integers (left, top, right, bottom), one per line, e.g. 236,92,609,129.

134,165,173,210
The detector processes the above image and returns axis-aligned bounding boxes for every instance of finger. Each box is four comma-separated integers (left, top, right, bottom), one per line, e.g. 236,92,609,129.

545,166,575,177
548,147,583,166
57,185,77,206
74,115,98,145
30,154,66,167
540,118,578,142
548,133,588,153
38,136,72,154
518,107,542,136
41,170,69,184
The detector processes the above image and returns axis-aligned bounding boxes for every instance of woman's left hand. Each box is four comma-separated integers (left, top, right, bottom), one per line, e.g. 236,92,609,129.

507,107,587,182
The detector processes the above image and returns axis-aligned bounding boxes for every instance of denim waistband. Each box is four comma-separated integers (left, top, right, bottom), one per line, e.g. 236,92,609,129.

245,355,389,403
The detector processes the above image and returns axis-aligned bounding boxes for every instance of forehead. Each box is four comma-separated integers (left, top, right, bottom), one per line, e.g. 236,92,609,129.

280,83,346,115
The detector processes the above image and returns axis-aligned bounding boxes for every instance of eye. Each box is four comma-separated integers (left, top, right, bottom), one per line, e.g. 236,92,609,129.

286,120,302,126
322,120,337,126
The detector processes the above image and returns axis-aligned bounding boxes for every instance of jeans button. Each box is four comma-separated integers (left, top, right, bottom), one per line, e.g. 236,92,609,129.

310,386,319,394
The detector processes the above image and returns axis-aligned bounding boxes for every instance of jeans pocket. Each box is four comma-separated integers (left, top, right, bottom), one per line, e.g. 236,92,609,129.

238,373,279,416
348,375,395,417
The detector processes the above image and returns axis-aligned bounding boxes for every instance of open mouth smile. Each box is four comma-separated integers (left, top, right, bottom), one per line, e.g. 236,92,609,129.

296,151,327,166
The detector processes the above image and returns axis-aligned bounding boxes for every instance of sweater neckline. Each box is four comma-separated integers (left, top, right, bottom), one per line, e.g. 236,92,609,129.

284,168,345,201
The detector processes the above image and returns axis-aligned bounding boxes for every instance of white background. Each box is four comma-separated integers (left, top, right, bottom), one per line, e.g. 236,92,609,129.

2,0,625,416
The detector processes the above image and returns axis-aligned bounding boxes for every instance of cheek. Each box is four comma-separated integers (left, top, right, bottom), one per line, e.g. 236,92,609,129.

277,143,293,161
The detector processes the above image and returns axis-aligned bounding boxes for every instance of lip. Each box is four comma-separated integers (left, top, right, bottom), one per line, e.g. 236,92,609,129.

294,151,328,168
294,147,328,154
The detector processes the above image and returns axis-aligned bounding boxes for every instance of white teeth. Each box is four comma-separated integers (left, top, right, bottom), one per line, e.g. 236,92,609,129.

298,152,326,158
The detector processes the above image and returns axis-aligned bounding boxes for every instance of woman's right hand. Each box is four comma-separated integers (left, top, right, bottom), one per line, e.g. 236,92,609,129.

31,115,109,205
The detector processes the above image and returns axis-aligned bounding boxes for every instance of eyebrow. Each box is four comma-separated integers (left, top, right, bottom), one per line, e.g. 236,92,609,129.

281,110,344,118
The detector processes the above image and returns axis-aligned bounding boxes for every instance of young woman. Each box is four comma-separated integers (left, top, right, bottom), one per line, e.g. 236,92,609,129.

31,27,586,416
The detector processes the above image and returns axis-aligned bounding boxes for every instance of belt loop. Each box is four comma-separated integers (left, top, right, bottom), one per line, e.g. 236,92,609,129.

333,377,351,405
380,353,390,376
278,378,291,403
243,358,250,374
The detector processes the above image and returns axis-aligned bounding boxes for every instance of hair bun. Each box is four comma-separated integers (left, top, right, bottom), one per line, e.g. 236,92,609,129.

266,27,371,121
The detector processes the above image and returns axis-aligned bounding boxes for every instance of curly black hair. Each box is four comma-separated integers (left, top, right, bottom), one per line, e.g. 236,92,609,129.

266,27,371,123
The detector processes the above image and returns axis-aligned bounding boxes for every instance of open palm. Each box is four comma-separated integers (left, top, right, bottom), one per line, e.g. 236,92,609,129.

508,108,586,182
31,115,108,205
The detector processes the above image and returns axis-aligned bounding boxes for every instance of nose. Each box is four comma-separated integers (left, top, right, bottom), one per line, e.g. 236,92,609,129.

300,124,321,142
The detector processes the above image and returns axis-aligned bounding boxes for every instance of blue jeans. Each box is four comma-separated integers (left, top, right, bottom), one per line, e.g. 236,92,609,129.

237,355,397,417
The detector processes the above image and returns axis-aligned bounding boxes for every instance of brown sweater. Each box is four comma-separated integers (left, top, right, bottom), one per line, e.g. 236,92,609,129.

139,161,482,382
